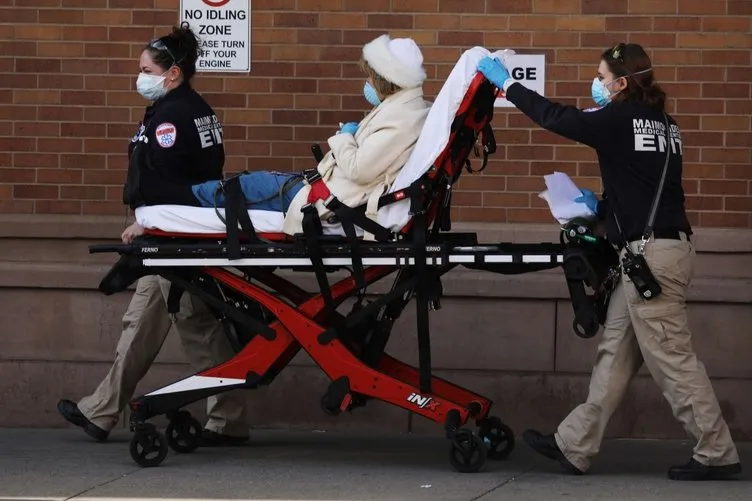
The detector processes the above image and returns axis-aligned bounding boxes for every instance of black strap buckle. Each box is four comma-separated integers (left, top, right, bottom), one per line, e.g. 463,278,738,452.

303,169,322,184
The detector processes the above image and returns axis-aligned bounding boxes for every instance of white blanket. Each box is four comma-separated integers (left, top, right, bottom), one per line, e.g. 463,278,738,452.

136,46,509,236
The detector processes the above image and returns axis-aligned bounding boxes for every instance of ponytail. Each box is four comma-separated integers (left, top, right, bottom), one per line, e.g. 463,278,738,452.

145,22,201,81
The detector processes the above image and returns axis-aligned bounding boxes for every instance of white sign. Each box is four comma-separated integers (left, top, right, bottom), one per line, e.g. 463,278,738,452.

180,0,250,73
494,54,546,108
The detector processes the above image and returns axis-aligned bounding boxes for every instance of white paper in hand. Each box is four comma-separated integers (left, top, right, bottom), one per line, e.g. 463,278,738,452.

538,171,596,224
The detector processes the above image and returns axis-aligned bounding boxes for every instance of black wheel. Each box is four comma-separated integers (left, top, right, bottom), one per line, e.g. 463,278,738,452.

129,424,168,467
165,410,202,453
573,317,599,339
320,395,342,416
478,417,515,460
448,429,486,473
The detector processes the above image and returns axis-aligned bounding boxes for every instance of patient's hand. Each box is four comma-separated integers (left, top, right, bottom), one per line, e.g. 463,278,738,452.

339,122,358,135
121,222,145,244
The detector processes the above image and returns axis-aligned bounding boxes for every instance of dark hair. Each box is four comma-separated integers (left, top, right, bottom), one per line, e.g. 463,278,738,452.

601,43,667,111
145,22,200,81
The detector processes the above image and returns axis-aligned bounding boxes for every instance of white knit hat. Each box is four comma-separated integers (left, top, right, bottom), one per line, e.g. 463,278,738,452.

362,34,427,89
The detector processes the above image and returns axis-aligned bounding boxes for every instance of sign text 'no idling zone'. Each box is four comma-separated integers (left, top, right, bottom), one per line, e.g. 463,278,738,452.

180,0,251,72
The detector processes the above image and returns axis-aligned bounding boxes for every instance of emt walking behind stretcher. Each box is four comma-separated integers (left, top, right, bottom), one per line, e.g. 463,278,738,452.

58,23,251,446
125,34,431,237
477,43,741,481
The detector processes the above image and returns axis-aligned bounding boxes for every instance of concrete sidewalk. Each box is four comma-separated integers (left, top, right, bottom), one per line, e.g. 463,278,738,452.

0,429,748,501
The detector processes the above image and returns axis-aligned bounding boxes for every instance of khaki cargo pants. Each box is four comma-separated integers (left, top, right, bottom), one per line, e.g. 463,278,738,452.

555,234,739,471
78,275,249,437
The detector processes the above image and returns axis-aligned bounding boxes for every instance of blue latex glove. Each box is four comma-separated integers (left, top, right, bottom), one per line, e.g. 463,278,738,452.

477,56,511,88
339,122,358,135
574,189,599,213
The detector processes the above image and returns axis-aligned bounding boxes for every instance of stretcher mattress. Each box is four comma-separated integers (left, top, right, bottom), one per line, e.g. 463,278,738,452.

135,45,509,236
136,205,354,236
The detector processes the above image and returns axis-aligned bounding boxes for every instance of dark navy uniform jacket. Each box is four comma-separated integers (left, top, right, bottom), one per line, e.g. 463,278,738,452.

505,82,692,246
123,82,225,209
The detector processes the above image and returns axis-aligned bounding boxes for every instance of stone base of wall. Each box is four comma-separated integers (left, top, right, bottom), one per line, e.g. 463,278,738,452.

1,215,750,441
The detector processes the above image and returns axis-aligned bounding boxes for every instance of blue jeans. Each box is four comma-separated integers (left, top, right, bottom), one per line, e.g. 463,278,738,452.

191,172,304,212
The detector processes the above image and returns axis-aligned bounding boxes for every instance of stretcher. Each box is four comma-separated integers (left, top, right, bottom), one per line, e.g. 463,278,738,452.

89,47,618,473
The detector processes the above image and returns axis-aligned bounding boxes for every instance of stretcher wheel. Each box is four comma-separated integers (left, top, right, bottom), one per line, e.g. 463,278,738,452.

165,410,202,454
129,424,168,468
320,394,343,416
448,429,486,473
573,317,599,339
478,417,515,460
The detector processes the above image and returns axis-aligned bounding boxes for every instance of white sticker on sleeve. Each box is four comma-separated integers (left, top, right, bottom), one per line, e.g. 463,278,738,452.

155,122,177,148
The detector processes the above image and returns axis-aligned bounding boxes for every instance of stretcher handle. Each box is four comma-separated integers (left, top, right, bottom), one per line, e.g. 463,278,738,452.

88,243,133,254
311,143,324,163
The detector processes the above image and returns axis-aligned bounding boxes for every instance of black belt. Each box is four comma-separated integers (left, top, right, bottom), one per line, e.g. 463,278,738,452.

626,229,691,243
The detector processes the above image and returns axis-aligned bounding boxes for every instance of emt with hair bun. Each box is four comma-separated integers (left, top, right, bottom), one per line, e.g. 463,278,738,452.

57,23,251,447
477,43,741,481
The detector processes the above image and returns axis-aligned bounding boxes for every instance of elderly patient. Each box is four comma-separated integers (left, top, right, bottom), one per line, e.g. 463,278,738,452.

123,34,431,242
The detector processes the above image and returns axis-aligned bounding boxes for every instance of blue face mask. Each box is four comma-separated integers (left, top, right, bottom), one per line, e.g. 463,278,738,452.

363,81,381,107
591,77,611,107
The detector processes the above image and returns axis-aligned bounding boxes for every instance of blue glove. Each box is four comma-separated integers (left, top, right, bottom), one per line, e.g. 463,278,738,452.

574,189,599,213
339,122,358,135
477,56,511,88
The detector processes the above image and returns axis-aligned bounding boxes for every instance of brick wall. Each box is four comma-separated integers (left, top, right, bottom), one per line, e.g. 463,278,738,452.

1,0,751,228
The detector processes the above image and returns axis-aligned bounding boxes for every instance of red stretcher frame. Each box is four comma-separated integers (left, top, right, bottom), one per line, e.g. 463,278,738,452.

99,73,527,473
197,265,492,425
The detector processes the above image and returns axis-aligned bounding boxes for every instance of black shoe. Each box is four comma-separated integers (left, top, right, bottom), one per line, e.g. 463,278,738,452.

523,429,584,475
57,399,109,442
199,429,249,447
668,458,742,481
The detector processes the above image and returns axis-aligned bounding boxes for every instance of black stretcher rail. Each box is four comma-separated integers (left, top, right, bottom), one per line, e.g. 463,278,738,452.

89,240,565,267
137,252,564,268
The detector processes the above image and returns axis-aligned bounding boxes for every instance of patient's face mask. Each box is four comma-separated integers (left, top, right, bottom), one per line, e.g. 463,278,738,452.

137,71,168,101
363,81,381,107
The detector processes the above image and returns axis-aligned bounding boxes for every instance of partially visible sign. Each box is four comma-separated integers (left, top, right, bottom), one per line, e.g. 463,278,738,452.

180,0,251,73
494,54,546,108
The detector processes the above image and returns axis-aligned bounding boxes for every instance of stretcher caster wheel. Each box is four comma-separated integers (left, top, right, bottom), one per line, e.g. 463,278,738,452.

319,395,342,417
129,424,168,468
574,317,599,339
478,417,515,460
448,429,486,473
165,410,202,454
320,395,342,416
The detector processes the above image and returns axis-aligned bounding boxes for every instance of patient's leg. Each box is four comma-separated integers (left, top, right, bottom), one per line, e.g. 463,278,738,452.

192,172,304,211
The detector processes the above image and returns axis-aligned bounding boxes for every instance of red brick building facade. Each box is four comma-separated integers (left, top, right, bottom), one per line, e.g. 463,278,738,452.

1,0,751,227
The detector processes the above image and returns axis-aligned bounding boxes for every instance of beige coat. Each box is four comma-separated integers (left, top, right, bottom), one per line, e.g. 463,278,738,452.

282,86,431,237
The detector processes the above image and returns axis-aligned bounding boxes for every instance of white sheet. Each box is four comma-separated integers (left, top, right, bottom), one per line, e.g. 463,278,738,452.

137,206,283,234
136,45,510,236
135,205,350,236
379,47,512,232
537,172,596,224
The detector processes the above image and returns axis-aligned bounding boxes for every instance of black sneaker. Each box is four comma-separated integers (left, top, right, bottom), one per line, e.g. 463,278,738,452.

523,429,584,475
668,458,742,481
199,429,249,447
57,399,109,442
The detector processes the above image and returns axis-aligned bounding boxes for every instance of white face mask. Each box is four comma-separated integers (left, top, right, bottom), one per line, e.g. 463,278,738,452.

136,72,168,101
